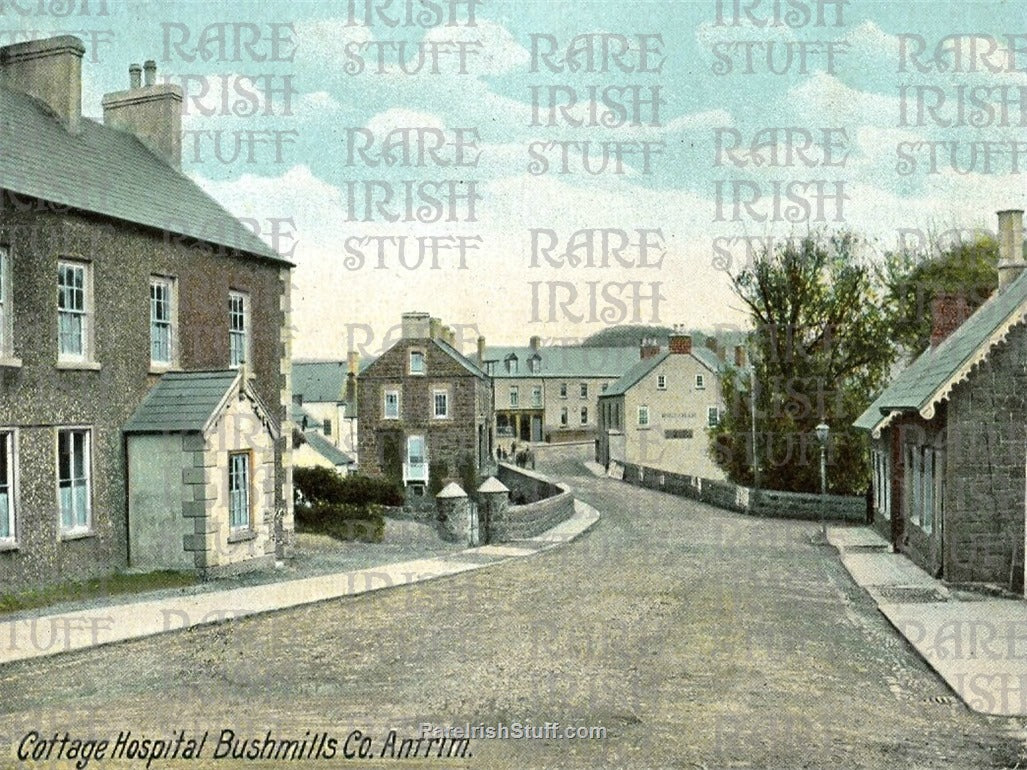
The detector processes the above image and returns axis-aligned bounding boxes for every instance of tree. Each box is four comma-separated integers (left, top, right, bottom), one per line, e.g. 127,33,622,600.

880,235,997,357
711,233,894,495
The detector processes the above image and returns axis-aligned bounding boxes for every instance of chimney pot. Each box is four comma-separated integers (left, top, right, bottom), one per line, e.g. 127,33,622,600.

143,59,156,86
129,63,142,89
477,335,486,366
930,293,972,348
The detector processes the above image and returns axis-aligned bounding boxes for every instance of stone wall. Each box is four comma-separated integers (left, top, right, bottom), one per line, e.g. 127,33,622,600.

620,464,865,522
492,463,575,540
944,322,1027,592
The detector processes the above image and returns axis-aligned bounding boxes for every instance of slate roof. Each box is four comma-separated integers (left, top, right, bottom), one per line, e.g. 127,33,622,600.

0,84,287,264
433,338,489,379
293,361,348,403
124,371,240,434
598,346,730,398
482,346,640,378
303,430,353,467
855,269,1027,432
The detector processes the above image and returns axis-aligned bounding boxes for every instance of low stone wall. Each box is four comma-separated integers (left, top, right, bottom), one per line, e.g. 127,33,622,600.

498,463,562,505
621,463,865,522
493,463,575,540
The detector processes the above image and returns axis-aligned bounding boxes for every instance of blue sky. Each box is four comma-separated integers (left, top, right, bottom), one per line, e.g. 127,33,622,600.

8,1,1027,356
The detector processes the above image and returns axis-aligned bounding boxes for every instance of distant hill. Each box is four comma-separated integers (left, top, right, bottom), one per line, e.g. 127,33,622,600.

581,324,749,349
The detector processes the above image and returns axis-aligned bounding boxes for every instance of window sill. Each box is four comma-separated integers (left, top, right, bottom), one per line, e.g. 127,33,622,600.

0,541,18,552
149,364,182,376
56,361,101,371
0,356,22,369
228,529,257,544
61,529,95,541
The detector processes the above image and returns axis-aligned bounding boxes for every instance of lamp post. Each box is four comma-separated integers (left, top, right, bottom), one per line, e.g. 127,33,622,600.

815,422,829,538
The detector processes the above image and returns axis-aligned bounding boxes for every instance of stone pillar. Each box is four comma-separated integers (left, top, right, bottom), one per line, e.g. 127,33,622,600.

436,482,471,544
478,476,510,543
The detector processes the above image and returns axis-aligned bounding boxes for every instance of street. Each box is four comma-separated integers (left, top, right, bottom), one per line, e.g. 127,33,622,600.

2,444,1023,769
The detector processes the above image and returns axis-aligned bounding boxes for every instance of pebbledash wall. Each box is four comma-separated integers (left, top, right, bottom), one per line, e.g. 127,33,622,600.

619,463,866,522
0,204,290,593
494,463,575,540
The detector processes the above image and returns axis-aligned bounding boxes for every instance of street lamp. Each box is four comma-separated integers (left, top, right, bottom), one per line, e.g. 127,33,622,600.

815,422,829,538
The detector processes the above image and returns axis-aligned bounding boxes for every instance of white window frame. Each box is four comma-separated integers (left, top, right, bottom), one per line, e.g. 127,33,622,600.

384,388,400,419
228,290,249,369
695,374,705,389
409,349,425,375
559,383,567,399
580,406,588,425
57,260,92,363
149,275,177,369
323,418,333,436
57,427,91,536
228,451,251,531
531,386,542,408
505,356,518,374
560,406,568,426
579,382,588,399
433,388,450,419
657,374,667,390
407,434,426,467
0,246,12,360
638,405,649,427
529,355,540,373
707,406,721,427
922,447,934,534
0,430,16,545
509,385,519,407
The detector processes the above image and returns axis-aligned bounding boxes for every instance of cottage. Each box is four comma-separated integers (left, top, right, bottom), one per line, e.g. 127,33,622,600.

597,332,730,480
292,354,362,463
0,37,293,590
357,312,493,503
856,209,1027,594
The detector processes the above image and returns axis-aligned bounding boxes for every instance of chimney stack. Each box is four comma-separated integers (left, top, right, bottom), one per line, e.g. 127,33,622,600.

930,293,971,349
640,337,660,360
401,311,430,339
0,35,85,134
734,345,747,368
428,317,442,340
668,332,692,355
345,352,358,410
997,209,1026,292
477,335,486,366
102,59,183,169
529,335,541,351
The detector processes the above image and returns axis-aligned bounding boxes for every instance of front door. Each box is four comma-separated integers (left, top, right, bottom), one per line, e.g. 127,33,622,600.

531,415,542,442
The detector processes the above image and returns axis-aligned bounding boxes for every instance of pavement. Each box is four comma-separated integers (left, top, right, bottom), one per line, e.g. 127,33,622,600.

0,499,600,666
828,525,1027,717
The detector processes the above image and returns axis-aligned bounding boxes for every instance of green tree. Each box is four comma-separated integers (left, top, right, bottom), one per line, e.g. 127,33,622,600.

880,235,997,356
711,233,894,495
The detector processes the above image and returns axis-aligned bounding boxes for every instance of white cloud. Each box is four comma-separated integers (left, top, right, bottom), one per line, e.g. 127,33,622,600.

424,18,530,75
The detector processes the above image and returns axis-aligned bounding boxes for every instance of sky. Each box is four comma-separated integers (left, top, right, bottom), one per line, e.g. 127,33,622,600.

6,0,1027,357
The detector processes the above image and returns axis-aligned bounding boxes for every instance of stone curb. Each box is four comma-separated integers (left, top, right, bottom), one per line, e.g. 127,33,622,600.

0,499,600,666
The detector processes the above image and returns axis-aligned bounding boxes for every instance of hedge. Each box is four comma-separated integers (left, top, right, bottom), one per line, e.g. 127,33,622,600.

295,503,385,543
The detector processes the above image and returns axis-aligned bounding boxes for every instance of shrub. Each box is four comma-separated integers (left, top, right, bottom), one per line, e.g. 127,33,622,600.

294,467,403,507
295,503,385,543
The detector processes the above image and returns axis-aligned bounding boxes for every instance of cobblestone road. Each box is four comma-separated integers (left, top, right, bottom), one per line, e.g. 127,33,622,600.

2,445,1024,769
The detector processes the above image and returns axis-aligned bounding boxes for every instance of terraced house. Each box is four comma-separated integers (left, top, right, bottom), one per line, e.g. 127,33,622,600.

856,209,1027,594
0,36,293,591
479,337,638,447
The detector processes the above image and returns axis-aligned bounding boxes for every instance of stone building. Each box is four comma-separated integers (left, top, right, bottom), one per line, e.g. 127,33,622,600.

596,332,730,480
357,312,493,503
855,209,1027,594
479,337,638,448
0,37,293,591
